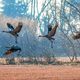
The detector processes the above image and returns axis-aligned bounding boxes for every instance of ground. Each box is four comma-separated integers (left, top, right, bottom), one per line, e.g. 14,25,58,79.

0,65,80,80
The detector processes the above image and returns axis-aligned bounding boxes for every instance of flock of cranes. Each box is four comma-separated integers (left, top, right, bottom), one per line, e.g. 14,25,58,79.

1,20,80,56
2,22,23,56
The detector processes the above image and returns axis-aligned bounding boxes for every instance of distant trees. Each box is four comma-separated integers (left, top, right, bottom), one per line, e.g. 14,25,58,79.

3,0,29,17
59,0,80,62
0,0,80,62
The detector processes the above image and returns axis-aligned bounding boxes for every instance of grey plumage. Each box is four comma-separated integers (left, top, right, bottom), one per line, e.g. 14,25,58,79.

39,22,58,48
2,22,23,43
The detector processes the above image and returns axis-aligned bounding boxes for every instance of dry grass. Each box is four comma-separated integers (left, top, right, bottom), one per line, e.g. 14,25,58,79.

0,65,80,80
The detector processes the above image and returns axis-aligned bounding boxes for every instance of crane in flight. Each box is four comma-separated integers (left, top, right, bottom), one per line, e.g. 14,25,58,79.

2,22,23,43
3,45,21,55
39,22,58,48
72,32,80,40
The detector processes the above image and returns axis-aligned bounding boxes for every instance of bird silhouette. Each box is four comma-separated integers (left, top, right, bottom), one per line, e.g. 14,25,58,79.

39,22,58,48
2,22,23,43
72,32,80,40
4,45,21,55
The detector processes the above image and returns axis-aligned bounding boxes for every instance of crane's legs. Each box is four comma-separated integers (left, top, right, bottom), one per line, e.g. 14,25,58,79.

50,40,53,48
50,38,55,48
15,37,17,44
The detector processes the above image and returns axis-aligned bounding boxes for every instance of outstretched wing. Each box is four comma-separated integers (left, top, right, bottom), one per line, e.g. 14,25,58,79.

4,49,12,55
48,24,52,33
7,23,14,31
48,23,58,37
13,22,23,33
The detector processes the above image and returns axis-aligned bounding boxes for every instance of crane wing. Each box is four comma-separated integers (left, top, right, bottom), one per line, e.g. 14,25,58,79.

13,22,23,33
48,24,58,37
48,24,52,34
4,49,12,55
13,26,22,33
7,23,14,31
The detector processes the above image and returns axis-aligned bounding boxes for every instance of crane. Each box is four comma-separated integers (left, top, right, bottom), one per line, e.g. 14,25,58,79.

3,45,21,55
2,22,23,43
39,22,58,48
72,32,80,40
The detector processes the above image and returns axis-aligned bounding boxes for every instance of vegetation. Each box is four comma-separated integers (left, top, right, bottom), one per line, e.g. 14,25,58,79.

0,0,80,63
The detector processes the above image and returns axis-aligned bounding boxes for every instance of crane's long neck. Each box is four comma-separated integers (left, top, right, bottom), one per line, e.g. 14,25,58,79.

39,35,47,37
2,31,10,33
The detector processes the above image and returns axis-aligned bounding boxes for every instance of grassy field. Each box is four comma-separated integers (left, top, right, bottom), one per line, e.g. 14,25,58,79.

0,65,80,80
